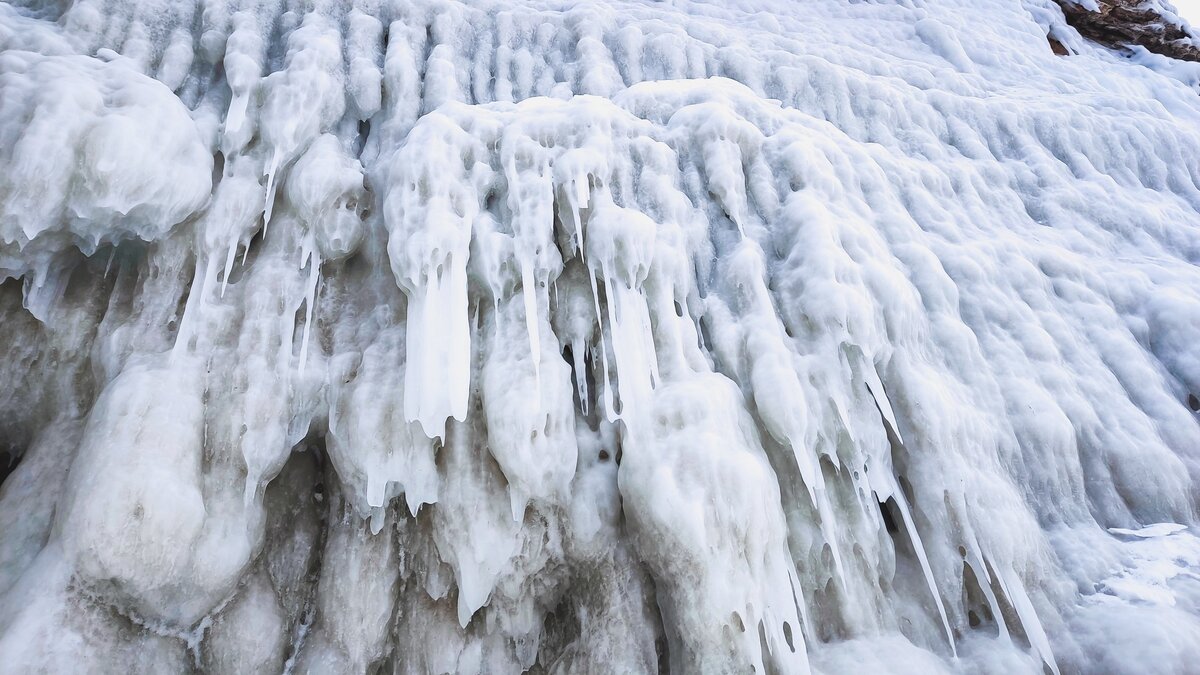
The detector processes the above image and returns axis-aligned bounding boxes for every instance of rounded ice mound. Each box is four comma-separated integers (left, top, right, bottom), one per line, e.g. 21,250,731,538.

285,133,368,262
0,51,211,279
55,363,254,627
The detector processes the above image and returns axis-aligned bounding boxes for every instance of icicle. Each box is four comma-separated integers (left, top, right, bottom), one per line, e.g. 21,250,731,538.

508,487,527,523
520,257,541,393
816,489,849,588
366,473,385,510
886,474,957,658
172,257,218,362
588,267,617,422
996,564,1061,675
602,273,657,419
243,479,257,508
262,149,281,232
572,337,589,415
863,362,904,445
447,256,472,422
570,177,588,252
403,255,471,440
298,243,319,376
788,568,816,658
226,92,249,136
220,236,239,297
103,247,117,278
964,543,1013,646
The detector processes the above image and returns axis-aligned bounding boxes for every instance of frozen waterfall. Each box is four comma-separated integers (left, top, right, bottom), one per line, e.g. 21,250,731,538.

1,0,1200,672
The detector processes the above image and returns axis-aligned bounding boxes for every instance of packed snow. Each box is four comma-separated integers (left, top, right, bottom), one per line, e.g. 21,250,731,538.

0,0,1199,673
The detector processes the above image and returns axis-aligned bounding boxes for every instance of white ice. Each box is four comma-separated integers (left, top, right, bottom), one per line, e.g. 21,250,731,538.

1,0,1200,673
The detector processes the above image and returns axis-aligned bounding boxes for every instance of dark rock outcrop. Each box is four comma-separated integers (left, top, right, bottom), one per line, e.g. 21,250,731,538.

1056,0,1200,60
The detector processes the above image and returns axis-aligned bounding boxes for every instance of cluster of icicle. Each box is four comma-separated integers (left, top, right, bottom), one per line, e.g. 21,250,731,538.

2,0,1200,673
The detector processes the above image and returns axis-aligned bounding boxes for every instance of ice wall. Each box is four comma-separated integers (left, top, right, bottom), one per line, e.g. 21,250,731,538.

1,0,1200,673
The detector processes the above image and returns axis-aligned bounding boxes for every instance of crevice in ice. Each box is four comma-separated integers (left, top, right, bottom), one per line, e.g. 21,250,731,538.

655,632,671,674
879,497,900,535
268,444,330,673
961,560,999,635
993,563,1061,675
868,382,958,658
0,449,19,493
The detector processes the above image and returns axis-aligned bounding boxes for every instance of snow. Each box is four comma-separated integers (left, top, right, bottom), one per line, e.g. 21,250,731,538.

0,0,1199,672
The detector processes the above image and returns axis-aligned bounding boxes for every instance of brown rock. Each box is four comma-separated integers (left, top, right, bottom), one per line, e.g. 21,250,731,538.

1055,0,1200,61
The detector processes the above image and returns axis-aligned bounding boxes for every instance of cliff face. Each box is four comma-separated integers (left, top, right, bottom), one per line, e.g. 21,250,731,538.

1,0,1200,673
1055,0,1200,60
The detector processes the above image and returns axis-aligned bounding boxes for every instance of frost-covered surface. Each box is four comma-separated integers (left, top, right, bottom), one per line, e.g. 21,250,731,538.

1,0,1200,672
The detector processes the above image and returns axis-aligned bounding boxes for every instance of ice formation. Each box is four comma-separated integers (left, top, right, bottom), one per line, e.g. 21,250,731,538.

1,0,1200,672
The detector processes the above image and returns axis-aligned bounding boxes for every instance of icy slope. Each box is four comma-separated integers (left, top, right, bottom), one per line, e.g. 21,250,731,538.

1,0,1200,672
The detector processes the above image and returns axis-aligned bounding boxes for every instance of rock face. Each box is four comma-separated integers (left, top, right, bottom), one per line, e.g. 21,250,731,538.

1055,0,1200,60
1,1,1200,674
